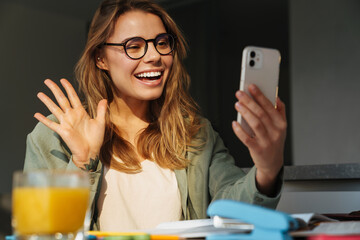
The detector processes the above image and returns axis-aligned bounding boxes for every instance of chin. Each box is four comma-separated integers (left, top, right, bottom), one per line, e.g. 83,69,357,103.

137,90,164,101
143,94,163,101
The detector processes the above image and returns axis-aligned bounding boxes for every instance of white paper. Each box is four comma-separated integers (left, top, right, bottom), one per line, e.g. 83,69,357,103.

292,221,360,237
150,218,252,238
291,213,336,224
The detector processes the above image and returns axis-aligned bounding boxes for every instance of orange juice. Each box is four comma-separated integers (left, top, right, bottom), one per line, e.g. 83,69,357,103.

12,187,90,235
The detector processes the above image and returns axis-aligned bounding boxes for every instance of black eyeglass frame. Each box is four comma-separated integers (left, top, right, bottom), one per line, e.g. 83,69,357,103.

102,33,176,60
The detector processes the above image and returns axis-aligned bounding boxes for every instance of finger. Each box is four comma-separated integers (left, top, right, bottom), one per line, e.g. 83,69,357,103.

247,84,279,117
232,121,257,149
60,78,82,108
235,102,269,140
270,97,287,131
96,99,107,124
37,92,64,120
248,84,275,106
44,79,71,111
276,97,287,120
248,84,285,129
235,90,276,135
34,112,61,133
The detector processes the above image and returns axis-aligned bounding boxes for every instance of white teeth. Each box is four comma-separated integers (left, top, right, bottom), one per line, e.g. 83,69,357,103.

136,71,162,78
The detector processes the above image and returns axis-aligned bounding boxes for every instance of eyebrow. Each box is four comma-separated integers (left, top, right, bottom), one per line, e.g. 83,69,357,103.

115,32,168,43
118,36,137,43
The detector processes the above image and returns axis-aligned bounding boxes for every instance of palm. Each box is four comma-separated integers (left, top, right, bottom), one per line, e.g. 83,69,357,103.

35,79,107,166
55,107,105,162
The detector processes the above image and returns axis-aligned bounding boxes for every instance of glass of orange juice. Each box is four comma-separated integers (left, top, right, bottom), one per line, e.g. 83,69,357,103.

12,170,91,240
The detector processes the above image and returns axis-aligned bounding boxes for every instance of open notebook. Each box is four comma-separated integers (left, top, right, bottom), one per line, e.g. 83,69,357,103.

147,217,251,238
146,213,336,238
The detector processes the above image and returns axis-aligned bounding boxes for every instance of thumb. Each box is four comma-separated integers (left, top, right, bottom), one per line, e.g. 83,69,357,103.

96,99,108,124
276,97,287,120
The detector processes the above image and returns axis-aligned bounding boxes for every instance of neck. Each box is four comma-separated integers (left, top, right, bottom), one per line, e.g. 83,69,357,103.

110,96,150,123
109,97,150,144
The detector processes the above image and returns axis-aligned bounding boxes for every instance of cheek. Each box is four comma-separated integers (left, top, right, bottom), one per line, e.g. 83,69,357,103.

164,55,174,71
106,55,138,76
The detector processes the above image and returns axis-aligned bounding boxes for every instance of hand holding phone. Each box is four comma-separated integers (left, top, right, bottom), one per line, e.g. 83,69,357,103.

237,46,281,137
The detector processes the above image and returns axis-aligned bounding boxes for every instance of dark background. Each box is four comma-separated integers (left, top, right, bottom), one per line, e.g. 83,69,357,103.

164,0,292,167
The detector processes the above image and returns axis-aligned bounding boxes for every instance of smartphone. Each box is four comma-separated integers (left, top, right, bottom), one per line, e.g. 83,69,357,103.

237,46,281,137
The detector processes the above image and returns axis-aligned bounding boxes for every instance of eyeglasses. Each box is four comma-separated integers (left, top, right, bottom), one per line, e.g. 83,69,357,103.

102,33,176,60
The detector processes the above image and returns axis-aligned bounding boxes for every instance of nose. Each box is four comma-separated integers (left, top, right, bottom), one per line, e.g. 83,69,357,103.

142,42,161,63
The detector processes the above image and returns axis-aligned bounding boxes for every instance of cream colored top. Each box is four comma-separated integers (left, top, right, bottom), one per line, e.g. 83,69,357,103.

97,159,182,231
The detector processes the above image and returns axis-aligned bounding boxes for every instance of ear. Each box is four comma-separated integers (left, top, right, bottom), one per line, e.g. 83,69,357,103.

96,55,109,71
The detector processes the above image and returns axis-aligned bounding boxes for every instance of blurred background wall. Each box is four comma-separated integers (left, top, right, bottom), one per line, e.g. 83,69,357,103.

0,1,99,237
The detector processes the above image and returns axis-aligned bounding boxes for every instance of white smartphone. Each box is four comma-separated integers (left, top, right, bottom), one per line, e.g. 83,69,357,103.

237,46,281,137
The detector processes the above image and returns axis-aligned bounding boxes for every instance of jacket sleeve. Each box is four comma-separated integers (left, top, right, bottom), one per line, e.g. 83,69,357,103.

206,120,283,209
25,115,74,170
24,115,101,172
23,115,102,221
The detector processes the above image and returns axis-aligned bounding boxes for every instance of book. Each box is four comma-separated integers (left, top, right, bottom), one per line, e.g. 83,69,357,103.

148,217,252,238
291,213,336,229
292,221,360,237
148,213,336,238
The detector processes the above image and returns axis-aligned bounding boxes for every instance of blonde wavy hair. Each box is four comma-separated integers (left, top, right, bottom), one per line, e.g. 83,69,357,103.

75,0,203,173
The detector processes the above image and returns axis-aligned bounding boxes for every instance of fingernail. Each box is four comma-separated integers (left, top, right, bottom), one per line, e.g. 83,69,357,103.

249,84,257,92
236,91,244,98
235,102,242,110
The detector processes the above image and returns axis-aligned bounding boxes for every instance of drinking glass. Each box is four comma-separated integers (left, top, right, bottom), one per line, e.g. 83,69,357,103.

12,170,91,240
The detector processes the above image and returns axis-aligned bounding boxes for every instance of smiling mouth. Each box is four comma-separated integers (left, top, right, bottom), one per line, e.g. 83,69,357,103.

135,71,163,81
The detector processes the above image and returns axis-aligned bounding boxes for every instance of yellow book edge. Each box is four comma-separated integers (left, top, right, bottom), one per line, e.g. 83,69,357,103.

87,231,181,240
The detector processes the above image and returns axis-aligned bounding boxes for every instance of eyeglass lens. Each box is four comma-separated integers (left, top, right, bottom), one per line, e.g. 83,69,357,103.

125,34,174,59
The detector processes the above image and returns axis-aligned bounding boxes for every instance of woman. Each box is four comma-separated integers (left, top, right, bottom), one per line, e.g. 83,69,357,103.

24,0,287,231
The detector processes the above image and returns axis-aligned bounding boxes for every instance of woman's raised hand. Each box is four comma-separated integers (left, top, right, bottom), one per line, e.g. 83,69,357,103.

34,79,107,170
232,84,287,196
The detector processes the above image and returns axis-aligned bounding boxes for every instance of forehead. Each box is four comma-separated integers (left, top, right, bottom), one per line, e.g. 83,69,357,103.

110,10,166,41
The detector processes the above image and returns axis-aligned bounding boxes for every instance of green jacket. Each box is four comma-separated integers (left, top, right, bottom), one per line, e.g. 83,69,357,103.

24,115,282,229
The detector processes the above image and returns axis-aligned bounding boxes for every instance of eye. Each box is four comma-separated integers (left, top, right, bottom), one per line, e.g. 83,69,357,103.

157,40,169,46
156,38,170,49
125,38,145,51
126,44,141,50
